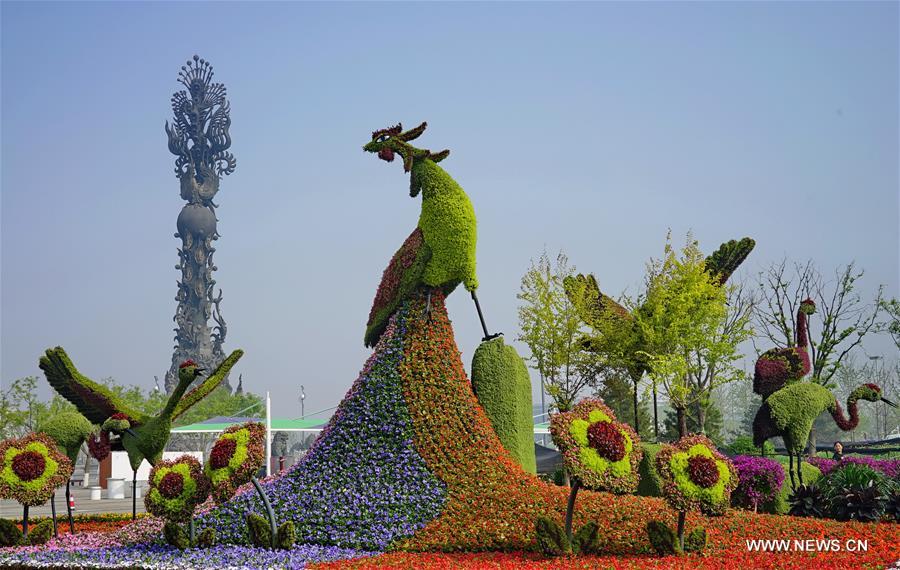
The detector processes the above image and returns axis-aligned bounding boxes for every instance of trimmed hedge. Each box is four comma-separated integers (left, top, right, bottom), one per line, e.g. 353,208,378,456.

471,337,536,474
636,442,663,497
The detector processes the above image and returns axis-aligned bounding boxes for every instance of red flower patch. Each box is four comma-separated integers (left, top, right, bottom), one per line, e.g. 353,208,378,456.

587,421,626,462
158,471,185,499
209,438,237,470
11,451,45,482
688,455,720,488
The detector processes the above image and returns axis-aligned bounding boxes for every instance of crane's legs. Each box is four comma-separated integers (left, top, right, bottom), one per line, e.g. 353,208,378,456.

788,454,797,491
132,470,137,520
65,480,74,533
471,291,501,342
50,491,58,538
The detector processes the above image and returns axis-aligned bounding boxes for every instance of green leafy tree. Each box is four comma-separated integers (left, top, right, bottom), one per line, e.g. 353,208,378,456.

593,369,653,440
636,233,751,438
880,298,900,351
517,249,595,414
663,402,725,446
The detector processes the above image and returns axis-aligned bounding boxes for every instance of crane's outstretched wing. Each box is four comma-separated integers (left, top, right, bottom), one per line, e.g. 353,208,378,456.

39,347,147,426
365,227,432,347
704,237,756,286
563,273,632,328
172,349,244,421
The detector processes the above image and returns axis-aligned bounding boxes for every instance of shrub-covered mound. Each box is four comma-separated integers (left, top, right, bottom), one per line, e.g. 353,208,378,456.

196,305,446,550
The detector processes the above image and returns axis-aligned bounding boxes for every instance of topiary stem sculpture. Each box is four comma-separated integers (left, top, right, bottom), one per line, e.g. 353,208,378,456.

563,478,581,542
40,348,243,519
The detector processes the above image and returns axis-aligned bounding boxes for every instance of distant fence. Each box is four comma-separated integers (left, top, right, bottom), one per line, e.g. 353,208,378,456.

774,436,900,456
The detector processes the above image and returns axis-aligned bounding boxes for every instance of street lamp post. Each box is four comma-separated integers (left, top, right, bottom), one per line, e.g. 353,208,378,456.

299,385,306,419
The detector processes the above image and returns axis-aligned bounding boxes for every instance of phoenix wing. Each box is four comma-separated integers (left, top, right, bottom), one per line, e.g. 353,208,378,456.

563,273,633,327
172,349,244,421
39,347,148,426
365,227,432,347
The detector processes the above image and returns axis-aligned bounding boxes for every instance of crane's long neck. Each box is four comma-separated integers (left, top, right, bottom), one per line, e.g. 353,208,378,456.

796,310,809,349
162,379,191,419
830,392,861,431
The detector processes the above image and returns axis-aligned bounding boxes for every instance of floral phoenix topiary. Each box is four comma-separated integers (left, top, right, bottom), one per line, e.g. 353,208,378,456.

545,399,641,553
0,432,73,538
652,434,736,553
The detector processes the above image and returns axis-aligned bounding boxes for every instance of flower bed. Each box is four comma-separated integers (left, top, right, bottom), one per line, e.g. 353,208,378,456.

808,455,900,478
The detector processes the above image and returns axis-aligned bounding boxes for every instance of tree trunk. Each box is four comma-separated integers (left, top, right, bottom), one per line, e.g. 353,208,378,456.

806,426,817,458
652,383,659,442
632,379,640,435
676,406,688,439
696,400,707,435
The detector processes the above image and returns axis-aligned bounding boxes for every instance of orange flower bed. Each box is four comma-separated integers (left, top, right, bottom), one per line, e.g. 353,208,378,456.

14,520,131,535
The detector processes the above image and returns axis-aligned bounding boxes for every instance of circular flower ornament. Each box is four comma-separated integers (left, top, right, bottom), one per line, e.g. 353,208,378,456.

656,434,737,516
145,454,210,522
550,399,642,493
205,421,265,504
0,432,73,506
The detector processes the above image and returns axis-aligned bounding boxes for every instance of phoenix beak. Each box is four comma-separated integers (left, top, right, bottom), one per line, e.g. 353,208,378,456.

125,428,139,438
195,367,206,377
882,397,898,408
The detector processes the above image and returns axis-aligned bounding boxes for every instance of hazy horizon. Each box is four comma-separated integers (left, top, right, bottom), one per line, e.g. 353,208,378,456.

2,1,898,421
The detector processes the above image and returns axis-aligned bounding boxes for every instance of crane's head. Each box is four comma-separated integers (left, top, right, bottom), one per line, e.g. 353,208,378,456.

363,122,449,179
799,298,816,315
856,383,898,407
177,359,205,386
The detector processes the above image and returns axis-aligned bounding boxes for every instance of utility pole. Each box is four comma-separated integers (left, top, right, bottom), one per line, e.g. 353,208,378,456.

299,385,306,419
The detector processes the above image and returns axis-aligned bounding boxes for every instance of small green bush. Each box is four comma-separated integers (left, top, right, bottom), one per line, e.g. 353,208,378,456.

471,337,536,474
27,520,53,546
820,464,890,522
726,435,774,457
535,516,570,557
196,526,216,548
636,443,663,497
572,521,600,554
276,521,295,550
646,520,677,555
247,513,272,548
684,527,707,553
163,521,190,550
0,518,23,547
788,484,827,518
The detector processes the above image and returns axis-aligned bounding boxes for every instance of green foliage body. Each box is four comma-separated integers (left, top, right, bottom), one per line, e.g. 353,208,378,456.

763,383,838,455
247,512,271,549
163,521,190,550
413,159,478,292
535,516,571,557
572,521,601,554
276,521,295,550
684,527,707,552
0,518,23,547
196,526,216,548
646,520,678,555
38,411,95,463
26,520,53,545
636,442,663,497
471,337,536,473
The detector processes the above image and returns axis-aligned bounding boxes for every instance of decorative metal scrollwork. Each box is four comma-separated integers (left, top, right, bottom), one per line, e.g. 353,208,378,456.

165,55,236,186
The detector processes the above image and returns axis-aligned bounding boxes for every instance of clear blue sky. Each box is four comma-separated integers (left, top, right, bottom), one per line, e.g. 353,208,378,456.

2,2,898,420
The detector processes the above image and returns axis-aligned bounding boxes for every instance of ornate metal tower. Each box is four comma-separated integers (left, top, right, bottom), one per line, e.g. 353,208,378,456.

163,55,236,393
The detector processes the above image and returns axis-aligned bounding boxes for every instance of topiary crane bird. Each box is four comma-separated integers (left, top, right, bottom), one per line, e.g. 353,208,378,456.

753,382,897,490
752,298,816,399
39,347,243,518
362,122,500,347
